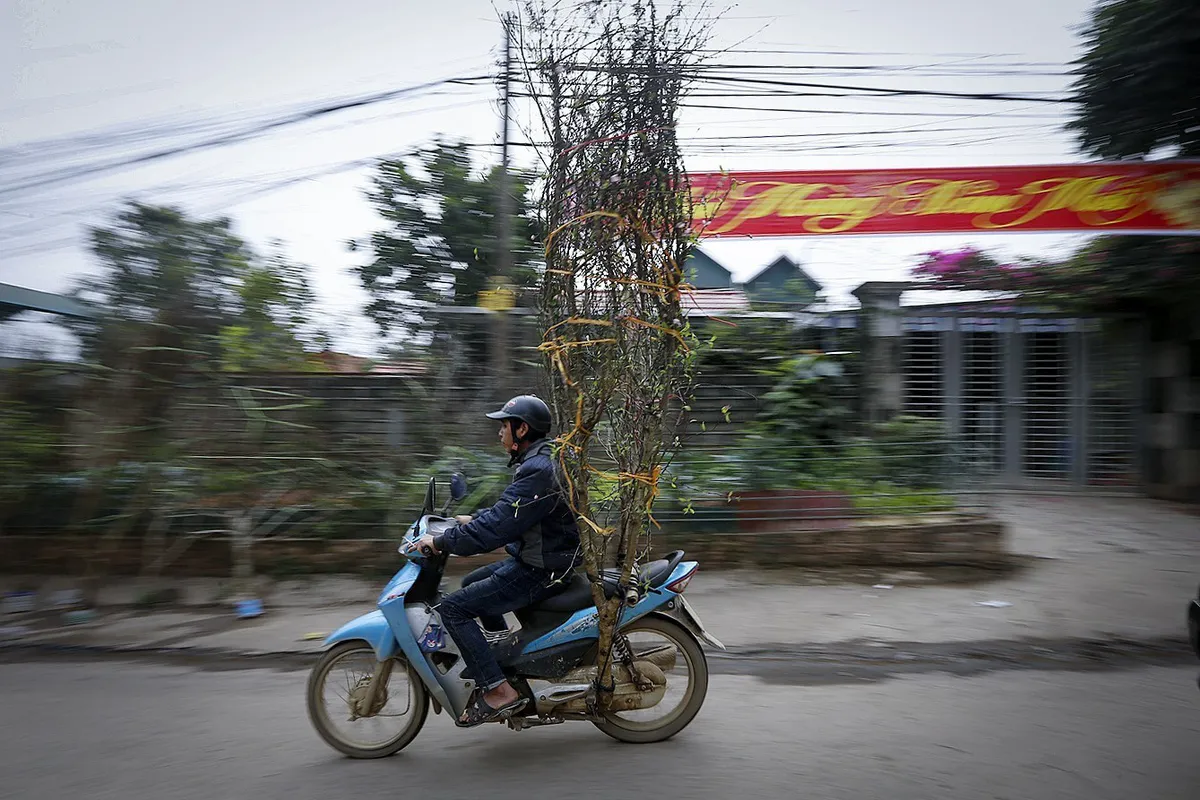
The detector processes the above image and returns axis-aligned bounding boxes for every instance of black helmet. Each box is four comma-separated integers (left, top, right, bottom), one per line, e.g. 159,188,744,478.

486,394,552,437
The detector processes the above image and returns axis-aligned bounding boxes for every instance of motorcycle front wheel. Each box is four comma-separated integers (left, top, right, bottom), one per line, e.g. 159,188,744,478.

591,615,709,744
306,641,429,758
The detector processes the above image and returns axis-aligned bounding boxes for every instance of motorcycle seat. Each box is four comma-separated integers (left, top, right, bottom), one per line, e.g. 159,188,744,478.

525,551,687,614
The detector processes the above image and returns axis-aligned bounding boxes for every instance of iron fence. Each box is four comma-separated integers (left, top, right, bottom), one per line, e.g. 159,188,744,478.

0,306,1141,560
901,313,1141,489
2,371,990,546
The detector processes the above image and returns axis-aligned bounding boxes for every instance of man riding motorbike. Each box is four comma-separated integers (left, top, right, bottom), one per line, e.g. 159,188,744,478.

415,395,582,728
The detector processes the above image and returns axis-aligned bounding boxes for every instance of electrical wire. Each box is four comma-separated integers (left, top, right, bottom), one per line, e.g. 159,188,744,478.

690,74,1069,103
676,101,1064,119
1,41,1084,263
0,74,495,199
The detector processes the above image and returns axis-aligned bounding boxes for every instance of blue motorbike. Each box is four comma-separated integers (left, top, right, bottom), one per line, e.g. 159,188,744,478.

306,474,724,758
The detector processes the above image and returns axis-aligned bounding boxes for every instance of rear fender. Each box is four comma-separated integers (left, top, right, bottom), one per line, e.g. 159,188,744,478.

649,598,726,650
640,560,725,649
322,610,400,661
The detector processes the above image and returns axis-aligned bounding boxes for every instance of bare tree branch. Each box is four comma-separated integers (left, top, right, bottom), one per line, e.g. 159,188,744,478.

516,0,712,707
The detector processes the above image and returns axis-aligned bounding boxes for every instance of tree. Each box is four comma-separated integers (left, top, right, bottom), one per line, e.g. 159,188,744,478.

57,202,327,595
1061,0,1199,307
518,0,711,708
219,249,329,372
70,203,244,374
60,203,246,485
912,238,1200,313
1068,0,1200,159
0,397,59,536
70,203,322,377
911,0,1200,311
62,203,323,501
353,140,540,345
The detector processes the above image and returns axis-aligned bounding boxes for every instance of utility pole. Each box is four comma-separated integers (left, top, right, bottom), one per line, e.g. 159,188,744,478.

489,12,515,403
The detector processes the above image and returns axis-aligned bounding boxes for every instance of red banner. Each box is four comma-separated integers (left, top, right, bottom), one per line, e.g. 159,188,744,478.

689,162,1200,238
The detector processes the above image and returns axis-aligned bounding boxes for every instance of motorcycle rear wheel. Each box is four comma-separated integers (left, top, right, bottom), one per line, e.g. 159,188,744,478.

591,616,709,744
306,641,429,758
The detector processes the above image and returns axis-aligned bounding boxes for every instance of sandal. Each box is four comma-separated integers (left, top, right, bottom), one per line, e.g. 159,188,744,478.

454,692,528,729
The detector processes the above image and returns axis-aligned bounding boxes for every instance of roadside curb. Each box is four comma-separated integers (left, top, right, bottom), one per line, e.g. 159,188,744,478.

0,640,318,664
2,634,1193,672
708,635,1194,664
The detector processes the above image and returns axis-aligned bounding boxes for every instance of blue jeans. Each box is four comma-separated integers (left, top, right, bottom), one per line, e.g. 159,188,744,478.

438,558,564,692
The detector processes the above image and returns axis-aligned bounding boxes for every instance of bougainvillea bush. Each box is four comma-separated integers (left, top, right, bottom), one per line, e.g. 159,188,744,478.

912,236,1200,314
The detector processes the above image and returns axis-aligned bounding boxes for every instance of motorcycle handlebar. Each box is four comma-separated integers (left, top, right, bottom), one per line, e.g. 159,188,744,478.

399,515,448,558
399,535,438,558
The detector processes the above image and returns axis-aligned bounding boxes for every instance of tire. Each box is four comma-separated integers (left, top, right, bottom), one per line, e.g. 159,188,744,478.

591,615,709,744
306,641,429,759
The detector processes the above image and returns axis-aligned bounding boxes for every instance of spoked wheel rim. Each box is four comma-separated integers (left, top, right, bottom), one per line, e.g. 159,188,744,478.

604,623,699,732
310,644,423,753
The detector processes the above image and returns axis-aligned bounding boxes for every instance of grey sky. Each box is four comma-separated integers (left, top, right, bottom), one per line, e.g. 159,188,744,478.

1,0,1098,357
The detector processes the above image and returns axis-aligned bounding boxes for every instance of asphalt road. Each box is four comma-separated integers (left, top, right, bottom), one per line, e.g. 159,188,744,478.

1,657,1197,800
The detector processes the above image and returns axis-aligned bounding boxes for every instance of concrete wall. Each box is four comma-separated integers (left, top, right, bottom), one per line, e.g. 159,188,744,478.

0,515,1009,577
852,282,908,424
1143,303,1200,502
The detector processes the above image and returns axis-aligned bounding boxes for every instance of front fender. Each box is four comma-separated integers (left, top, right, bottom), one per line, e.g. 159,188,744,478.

322,609,400,661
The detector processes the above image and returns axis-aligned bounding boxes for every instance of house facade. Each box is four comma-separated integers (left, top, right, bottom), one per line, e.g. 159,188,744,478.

743,255,821,309
683,249,734,289
682,249,823,316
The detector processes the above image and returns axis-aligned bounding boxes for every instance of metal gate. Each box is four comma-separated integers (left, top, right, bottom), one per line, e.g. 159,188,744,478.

902,313,1140,487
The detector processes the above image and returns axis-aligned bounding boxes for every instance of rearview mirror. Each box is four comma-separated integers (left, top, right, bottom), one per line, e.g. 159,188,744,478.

450,472,468,501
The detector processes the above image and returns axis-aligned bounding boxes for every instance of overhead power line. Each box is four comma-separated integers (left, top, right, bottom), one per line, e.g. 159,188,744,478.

0,87,487,171
692,74,1070,103
674,101,1063,119
0,74,494,200
677,123,1056,141
565,42,1065,60
663,61,1069,75
515,70,1068,104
